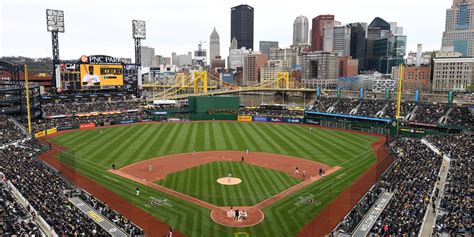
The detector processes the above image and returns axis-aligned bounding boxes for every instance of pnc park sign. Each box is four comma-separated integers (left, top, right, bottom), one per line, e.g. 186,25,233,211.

80,55,122,65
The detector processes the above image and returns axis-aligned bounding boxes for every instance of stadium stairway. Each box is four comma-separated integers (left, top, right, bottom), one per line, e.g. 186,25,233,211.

418,139,451,237
9,118,30,138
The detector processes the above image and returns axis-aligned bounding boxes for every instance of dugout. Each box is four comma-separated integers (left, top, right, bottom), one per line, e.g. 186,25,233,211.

188,96,239,120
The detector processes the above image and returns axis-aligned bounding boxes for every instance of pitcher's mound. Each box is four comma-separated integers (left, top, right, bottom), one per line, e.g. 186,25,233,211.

217,177,242,185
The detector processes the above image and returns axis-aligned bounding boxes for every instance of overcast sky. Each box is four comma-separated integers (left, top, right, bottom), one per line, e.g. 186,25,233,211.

1,0,449,61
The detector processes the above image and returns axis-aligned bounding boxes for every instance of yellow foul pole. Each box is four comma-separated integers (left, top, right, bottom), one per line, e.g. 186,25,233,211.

395,64,403,119
24,65,32,134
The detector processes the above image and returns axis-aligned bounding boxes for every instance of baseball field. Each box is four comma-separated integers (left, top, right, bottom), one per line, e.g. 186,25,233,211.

47,121,381,236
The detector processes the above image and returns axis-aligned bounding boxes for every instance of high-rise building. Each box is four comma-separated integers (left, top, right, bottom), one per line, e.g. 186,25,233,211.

432,50,474,92
228,48,250,70
301,51,339,88
349,22,367,72
311,15,335,51
231,4,254,50
194,43,207,67
141,46,155,67
243,53,268,86
269,48,298,68
442,0,474,56
209,28,220,62
293,15,309,45
366,17,407,73
259,41,279,57
324,25,351,56
338,56,359,77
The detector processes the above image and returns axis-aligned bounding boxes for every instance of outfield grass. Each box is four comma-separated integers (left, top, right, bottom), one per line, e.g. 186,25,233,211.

155,161,300,206
50,122,379,237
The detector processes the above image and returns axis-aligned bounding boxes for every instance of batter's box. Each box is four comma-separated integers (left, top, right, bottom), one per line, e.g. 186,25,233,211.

294,194,321,206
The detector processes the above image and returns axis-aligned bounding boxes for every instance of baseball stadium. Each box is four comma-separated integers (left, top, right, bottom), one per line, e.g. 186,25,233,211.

1,2,473,237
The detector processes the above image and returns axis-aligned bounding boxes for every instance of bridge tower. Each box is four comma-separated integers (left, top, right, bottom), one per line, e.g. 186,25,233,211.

193,71,208,95
276,72,290,89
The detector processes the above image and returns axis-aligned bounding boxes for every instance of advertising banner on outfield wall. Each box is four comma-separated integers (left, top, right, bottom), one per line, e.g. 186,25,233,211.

113,120,135,125
270,117,281,122
34,131,46,138
285,118,302,124
237,116,253,122
79,123,96,129
58,125,77,131
253,116,268,122
46,128,58,135
305,118,320,125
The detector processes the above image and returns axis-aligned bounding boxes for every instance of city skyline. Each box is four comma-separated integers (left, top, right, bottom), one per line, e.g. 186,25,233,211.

1,0,447,60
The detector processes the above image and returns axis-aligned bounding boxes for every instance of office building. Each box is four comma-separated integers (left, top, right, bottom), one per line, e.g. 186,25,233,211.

442,0,474,56
228,48,250,70
141,46,155,67
338,56,358,77
311,15,335,51
231,4,254,50
366,17,407,74
194,43,207,67
209,28,220,62
324,24,351,56
259,41,279,57
243,53,268,86
349,22,367,71
432,53,474,92
269,48,297,68
293,15,309,45
301,51,339,88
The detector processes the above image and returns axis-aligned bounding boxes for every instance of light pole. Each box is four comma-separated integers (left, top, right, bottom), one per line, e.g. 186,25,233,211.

132,20,146,97
46,9,65,92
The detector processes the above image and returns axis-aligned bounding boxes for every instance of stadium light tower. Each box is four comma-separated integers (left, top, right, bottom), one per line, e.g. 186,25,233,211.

132,20,146,66
46,9,65,91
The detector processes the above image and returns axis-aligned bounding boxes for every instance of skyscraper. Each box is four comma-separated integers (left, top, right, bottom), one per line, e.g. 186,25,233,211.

259,41,279,56
442,0,474,56
311,15,335,51
231,4,254,50
293,15,309,45
349,22,367,71
323,24,350,56
141,46,155,67
209,27,220,62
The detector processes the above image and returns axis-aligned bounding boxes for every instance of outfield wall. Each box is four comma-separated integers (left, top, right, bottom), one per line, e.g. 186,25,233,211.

296,137,394,237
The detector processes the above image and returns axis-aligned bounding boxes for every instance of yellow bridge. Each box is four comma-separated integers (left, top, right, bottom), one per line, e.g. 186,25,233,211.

143,71,316,101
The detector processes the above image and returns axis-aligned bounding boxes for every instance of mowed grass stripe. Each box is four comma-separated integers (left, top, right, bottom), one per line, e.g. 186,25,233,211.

101,124,155,165
260,123,306,157
235,162,261,203
213,123,229,150
157,123,182,155
208,122,216,150
227,123,252,151
130,124,170,165
81,125,143,165
185,123,198,152
248,122,281,152
168,123,191,153
287,125,346,164
255,124,292,155
220,122,239,150
234,122,260,152
75,125,138,155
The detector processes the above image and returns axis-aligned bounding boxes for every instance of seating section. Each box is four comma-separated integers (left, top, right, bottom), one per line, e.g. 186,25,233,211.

427,135,472,235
